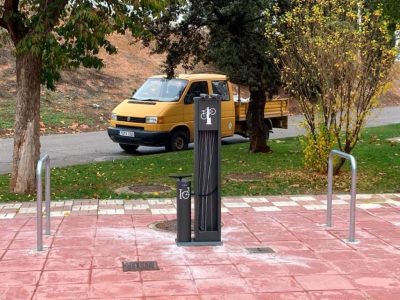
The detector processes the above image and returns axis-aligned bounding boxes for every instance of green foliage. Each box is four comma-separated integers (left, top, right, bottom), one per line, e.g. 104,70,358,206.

268,0,398,174
146,0,290,94
367,0,400,39
300,122,336,173
0,0,167,89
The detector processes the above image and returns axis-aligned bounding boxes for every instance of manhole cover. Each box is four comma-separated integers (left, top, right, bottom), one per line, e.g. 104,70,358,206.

227,172,269,182
246,247,275,254
122,261,159,272
115,184,172,195
149,219,223,233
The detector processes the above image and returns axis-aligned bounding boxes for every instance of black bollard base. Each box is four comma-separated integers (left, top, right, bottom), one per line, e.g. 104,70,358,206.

176,240,223,247
175,178,192,243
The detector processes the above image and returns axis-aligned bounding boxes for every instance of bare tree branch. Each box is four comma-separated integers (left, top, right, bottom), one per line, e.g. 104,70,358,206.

40,0,68,31
0,17,6,29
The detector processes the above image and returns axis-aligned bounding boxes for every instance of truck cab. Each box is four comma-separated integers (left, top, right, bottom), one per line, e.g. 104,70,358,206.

107,74,236,152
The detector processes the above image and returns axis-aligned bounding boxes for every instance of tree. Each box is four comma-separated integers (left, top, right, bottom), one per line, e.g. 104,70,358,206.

0,0,164,194
268,0,398,174
144,0,291,152
367,0,400,38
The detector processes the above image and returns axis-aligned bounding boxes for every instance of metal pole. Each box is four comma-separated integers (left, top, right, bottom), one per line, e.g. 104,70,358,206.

36,154,51,251
349,156,357,243
36,160,43,252
45,159,51,235
326,150,358,243
326,153,333,227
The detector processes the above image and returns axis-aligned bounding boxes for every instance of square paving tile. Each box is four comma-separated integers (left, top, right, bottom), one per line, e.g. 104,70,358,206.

34,284,89,299
195,277,252,294
346,274,400,290
294,274,355,290
190,264,240,279
89,282,143,298
142,280,198,297
39,270,90,285
364,288,400,300
0,285,36,300
245,276,304,293
141,266,192,281
308,290,367,300
0,271,40,286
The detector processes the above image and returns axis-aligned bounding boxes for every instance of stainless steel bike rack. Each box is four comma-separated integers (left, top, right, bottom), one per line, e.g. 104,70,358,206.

326,150,358,243
36,154,51,251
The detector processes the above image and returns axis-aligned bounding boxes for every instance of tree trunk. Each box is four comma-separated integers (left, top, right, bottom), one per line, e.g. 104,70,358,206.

247,88,271,153
11,52,42,194
333,143,353,175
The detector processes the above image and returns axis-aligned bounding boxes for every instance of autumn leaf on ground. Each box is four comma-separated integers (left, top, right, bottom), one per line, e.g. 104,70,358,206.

69,122,79,130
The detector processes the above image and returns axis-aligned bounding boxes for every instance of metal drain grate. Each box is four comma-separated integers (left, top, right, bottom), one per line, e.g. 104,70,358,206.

246,247,275,254
122,261,159,272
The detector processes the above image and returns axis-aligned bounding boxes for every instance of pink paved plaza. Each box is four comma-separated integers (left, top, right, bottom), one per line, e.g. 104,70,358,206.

0,194,400,299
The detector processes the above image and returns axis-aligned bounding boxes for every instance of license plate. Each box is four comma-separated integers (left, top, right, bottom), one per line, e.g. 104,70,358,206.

119,130,135,137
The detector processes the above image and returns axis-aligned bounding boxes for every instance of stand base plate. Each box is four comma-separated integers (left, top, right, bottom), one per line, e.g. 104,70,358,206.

176,239,223,247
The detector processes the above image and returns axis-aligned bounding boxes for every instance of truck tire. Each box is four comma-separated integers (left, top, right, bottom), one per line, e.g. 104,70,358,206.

166,130,189,151
119,144,139,153
265,119,272,141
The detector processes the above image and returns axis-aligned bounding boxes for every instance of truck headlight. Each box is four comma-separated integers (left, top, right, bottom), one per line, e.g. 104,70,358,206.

111,113,117,121
145,116,158,124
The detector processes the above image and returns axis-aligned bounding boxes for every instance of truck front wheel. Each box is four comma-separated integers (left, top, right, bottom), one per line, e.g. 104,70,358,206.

265,119,272,141
265,129,270,142
119,144,139,153
166,130,189,151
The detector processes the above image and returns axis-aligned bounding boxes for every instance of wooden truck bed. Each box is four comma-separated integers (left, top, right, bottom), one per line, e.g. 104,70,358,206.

235,98,289,123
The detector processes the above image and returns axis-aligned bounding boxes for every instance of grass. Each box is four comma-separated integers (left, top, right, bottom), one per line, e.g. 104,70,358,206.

0,89,110,136
0,96,95,131
0,124,399,202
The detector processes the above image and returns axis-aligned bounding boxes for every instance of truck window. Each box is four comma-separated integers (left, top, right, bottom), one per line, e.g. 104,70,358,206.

132,78,188,102
212,81,230,101
185,81,209,104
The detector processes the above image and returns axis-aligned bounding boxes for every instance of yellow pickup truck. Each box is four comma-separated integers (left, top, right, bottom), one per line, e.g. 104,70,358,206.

108,74,288,152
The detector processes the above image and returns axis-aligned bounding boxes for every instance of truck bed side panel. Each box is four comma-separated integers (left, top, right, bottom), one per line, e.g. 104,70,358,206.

235,98,289,123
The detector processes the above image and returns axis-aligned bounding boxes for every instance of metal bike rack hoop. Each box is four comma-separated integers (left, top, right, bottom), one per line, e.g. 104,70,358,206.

36,154,51,251
326,150,358,243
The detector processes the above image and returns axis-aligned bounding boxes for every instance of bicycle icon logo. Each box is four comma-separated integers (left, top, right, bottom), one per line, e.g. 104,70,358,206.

200,107,216,125
179,188,190,200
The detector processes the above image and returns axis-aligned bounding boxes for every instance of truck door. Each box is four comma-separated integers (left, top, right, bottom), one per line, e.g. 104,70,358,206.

211,80,235,136
183,81,209,141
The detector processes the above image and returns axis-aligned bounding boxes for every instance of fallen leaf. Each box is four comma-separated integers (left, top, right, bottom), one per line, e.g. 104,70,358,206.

69,122,79,130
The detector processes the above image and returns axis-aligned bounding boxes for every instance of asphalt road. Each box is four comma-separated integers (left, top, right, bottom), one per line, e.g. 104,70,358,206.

0,106,399,174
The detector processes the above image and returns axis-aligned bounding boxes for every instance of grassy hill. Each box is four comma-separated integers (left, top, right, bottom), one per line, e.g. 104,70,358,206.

0,34,217,137
0,34,399,137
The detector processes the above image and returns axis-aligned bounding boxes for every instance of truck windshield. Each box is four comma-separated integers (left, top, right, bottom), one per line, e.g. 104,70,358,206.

132,78,188,102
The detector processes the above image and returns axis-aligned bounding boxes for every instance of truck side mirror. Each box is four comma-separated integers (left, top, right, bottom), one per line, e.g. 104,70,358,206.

184,93,194,104
131,89,137,98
